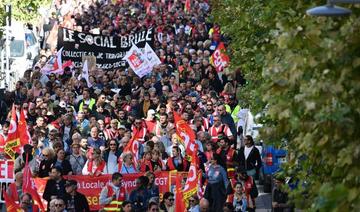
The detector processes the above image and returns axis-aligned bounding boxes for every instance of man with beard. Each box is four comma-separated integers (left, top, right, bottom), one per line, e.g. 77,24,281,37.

153,113,174,137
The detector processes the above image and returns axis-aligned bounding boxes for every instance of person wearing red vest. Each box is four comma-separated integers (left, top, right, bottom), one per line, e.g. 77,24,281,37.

99,172,127,212
208,115,233,143
216,135,236,178
140,149,164,172
131,118,147,143
166,146,189,171
82,148,106,176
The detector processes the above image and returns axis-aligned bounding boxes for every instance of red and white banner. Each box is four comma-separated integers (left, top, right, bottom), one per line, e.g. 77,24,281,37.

210,42,230,72
124,44,152,78
34,171,187,211
0,160,15,204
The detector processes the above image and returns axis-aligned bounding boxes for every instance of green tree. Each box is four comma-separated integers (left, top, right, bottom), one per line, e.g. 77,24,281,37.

0,0,49,24
212,0,360,211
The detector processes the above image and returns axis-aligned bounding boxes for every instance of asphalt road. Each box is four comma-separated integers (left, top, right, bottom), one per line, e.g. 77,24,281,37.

255,180,272,212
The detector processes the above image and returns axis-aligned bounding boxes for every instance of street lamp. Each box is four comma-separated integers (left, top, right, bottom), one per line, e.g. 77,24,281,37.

306,0,360,16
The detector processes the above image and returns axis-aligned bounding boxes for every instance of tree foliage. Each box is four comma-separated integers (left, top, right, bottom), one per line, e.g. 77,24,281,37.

0,0,49,24
212,0,360,210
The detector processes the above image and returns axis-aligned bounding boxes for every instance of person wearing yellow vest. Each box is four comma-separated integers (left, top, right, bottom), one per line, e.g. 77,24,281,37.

100,172,127,212
78,88,96,112
225,95,241,125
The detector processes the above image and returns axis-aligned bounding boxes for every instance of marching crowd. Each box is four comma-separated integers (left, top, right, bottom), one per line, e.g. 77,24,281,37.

0,0,293,212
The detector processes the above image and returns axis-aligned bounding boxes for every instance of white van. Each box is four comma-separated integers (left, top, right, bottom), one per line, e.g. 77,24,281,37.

1,21,39,89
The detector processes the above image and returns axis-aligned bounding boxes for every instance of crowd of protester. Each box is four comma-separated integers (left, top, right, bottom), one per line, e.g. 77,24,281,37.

0,0,279,212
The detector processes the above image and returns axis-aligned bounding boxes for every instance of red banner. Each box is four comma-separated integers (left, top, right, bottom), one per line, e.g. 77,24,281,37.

210,42,230,72
34,171,186,211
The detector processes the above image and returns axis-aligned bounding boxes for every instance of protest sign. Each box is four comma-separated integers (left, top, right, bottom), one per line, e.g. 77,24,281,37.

124,44,152,78
58,27,155,70
33,171,186,211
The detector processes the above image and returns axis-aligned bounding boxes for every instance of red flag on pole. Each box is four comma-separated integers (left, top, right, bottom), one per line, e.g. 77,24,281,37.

210,42,230,72
183,150,200,198
173,111,197,157
23,156,45,211
18,109,31,146
175,173,186,212
4,105,21,159
3,188,21,212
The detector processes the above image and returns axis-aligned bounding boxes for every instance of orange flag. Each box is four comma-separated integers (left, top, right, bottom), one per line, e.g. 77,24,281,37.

23,158,45,211
18,109,31,146
3,188,21,212
4,105,21,159
175,173,186,212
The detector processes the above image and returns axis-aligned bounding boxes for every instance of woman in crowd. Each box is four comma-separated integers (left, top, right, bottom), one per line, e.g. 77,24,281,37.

103,139,122,174
188,194,200,212
119,152,138,174
145,171,160,203
82,148,106,176
38,147,56,178
53,148,73,175
159,192,175,212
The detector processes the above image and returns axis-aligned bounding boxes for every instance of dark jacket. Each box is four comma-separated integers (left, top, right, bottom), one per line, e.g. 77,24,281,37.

129,187,151,212
43,178,66,202
38,158,56,178
52,159,73,175
63,191,90,212
220,112,237,137
102,149,122,164
236,146,262,171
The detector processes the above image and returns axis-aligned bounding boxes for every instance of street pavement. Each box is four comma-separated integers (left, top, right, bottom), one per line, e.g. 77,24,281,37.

255,180,272,212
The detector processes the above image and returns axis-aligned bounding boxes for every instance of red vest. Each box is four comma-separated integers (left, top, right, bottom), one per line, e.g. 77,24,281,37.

87,160,106,176
209,124,229,142
104,185,126,211
167,156,189,171
140,159,163,172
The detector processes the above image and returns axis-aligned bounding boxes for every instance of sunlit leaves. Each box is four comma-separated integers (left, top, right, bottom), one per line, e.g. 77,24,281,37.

212,0,360,210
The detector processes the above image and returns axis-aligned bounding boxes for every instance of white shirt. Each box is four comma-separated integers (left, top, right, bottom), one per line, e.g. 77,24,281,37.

105,151,118,174
244,146,254,160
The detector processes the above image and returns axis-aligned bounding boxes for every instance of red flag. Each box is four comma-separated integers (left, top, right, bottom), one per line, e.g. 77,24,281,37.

23,157,45,211
173,111,197,156
184,0,191,13
183,150,199,197
123,131,140,168
3,188,21,212
210,42,230,72
4,105,21,159
52,47,73,75
175,173,186,212
18,109,31,146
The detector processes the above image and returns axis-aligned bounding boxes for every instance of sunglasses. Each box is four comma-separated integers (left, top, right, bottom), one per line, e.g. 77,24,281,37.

55,204,64,207
110,143,117,146
168,198,175,201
